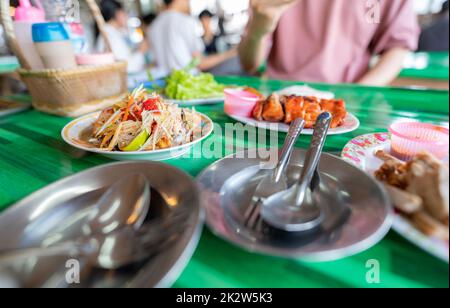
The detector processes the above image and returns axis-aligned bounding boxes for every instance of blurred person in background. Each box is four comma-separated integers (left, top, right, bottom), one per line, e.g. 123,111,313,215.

97,0,149,73
419,0,449,51
143,13,157,39
149,0,237,75
142,13,157,64
239,0,420,86
199,10,219,55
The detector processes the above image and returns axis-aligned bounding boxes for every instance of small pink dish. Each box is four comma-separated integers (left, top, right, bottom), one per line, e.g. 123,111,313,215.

389,122,449,161
75,53,115,66
224,88,261,117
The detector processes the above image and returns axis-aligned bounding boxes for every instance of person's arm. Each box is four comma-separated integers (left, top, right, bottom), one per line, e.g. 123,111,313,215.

195,49,237,72
238,0,299,73
357,47,409,86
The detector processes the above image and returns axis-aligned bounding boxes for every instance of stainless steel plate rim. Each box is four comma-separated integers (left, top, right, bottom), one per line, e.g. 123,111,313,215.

197,149,393,262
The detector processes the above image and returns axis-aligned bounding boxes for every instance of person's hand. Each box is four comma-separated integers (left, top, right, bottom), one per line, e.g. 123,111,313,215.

224,47,238,58
249,0,299,37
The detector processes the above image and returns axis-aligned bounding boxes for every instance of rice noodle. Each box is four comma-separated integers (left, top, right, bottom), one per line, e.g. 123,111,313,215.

90,86,202,152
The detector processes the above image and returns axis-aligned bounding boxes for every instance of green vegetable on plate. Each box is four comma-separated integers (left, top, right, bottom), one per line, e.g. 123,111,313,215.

164,69,226,100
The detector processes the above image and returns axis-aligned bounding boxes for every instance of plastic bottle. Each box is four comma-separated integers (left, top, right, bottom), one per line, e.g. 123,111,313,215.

64,23,87,54
13,0,46,70
32,22,77,69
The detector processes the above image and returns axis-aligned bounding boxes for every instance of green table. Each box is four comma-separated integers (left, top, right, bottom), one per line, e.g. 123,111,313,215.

393,52,449,90
400,52,449,81
0,76,448,288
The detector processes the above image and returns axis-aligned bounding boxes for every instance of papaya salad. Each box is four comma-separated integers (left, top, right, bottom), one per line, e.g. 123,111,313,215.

87,85,205,152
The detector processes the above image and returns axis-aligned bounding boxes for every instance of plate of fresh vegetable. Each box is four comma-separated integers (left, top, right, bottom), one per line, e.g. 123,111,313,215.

153,60,226,106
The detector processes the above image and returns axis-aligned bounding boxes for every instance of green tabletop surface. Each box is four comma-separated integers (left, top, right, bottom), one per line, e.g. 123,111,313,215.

0,76,448,288
399,52,449,80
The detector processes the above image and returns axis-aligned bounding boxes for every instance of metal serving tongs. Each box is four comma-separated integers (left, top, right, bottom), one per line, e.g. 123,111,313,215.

261,112,332,232
243,118,306,231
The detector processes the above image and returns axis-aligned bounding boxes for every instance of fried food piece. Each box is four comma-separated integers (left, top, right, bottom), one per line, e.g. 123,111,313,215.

260,94,285,122
320,99,347,128
406,153,449,222
383,184,423,214
374,161,408,189
375,151,450,227
411,211,449,241
375,150,404,166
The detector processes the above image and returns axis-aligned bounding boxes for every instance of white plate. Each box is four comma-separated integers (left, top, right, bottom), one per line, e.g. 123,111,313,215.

228,113,360,135
62,111,214,161
275,85,335,99
165,97,224,106
341,133,449,263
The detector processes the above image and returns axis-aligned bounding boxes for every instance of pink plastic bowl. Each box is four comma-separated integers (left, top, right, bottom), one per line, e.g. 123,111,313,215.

224,88,261,117
75,53,115,66
389,122,449,161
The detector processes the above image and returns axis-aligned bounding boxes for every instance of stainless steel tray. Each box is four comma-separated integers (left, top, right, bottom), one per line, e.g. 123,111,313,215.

197,149,393,262
0,161,203,288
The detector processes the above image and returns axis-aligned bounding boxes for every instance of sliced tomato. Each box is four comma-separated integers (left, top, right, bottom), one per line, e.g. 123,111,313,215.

143,98,159,112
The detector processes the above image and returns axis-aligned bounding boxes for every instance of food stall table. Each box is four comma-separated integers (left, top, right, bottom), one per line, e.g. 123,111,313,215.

391,52,450,90
0,76,448,288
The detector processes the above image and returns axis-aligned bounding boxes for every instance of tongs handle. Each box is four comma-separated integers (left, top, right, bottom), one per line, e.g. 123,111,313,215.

294,112,332,206
273,118,305,182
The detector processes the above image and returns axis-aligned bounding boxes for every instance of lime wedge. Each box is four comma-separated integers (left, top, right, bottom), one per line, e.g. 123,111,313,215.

121,130,149,152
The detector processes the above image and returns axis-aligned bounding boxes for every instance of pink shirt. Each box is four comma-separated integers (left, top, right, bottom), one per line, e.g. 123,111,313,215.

266,0,420,83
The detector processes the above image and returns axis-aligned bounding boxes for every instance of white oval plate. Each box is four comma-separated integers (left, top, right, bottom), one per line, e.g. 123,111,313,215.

165,97,224,106
62,111,214,161
341,132,449,263
227,112,360,135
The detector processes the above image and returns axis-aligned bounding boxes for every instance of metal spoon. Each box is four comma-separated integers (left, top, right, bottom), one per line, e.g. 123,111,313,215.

244,118,306,229
261,112,332,232
0,211,188,270
84,173,151,235
0,173,151,268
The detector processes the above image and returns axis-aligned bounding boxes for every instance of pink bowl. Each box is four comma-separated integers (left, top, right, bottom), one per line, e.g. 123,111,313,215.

76,53,115,66
224,88,261,117
389,122,449,161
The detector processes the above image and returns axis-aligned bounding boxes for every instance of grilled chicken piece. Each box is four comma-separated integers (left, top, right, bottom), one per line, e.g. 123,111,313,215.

284,96,322,128
252,94,348,129
284,96,305,125
320,99,347,128
259,94,285,122
252,99,265,121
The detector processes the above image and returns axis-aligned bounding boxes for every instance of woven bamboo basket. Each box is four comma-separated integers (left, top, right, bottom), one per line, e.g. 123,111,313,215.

0,0,128,117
